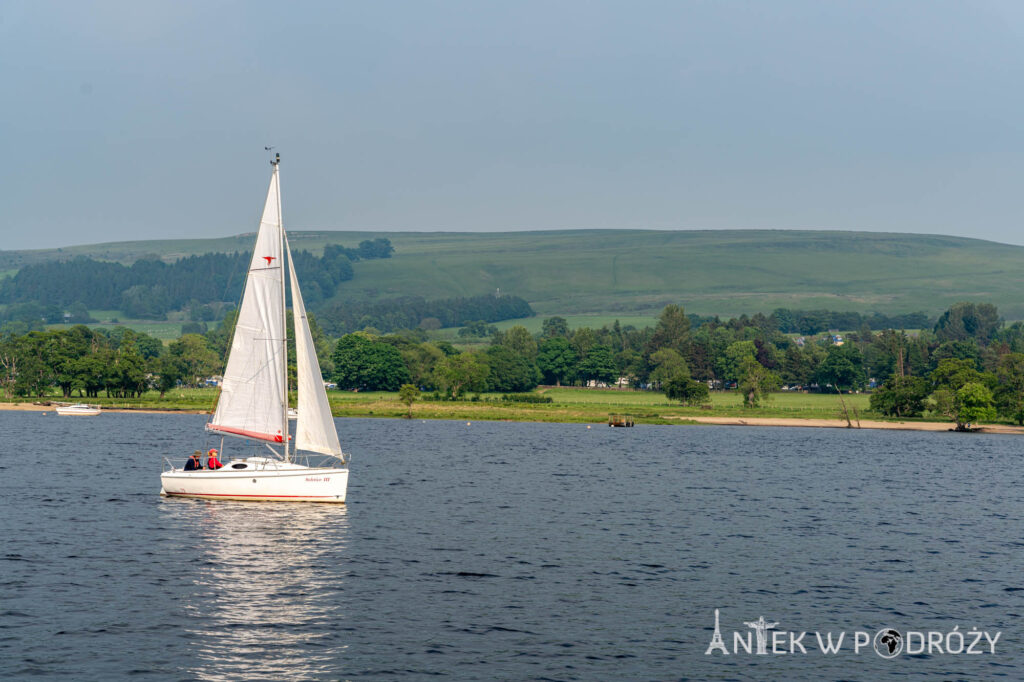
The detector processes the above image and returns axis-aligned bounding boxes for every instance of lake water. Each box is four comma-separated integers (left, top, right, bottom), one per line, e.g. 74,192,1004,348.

1,412,1021,680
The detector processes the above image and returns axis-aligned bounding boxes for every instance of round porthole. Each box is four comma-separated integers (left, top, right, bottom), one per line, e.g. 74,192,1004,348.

252,479,257,483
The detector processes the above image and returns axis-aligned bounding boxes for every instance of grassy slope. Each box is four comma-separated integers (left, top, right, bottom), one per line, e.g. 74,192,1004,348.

334,230,1024,318
6,229,1024,318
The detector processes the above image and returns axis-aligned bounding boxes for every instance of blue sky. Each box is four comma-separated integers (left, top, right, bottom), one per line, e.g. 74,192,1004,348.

2,1,1024,250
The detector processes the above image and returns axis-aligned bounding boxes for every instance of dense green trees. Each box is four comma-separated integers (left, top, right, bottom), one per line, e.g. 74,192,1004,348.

433,353,488,398
494,325,537,360
718,341,757,384
331,333,410,391
537,337,576,386
0,324,220,398
9,299,1024,429
772,308,931,335
649,349,688,387
816,345,866,391
664,371,709,406
933,302,1000,345
738,357,782,407
869,376,930,417
319,294,533,336
482,346,541,392
169,334,220,386
0,240,391,321
995,353,1024,424
650,304,691,355
541,316,570,338
576,345,617,385
926,358,996,430
931,382,996,430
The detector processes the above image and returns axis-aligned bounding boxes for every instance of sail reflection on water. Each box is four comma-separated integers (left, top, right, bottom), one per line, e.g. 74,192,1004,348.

164,501,350,681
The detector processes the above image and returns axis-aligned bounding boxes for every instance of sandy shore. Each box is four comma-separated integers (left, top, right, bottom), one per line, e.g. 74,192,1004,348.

667,415,1024,435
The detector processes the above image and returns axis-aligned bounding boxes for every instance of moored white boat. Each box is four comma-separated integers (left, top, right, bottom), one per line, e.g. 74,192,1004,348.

160,155,349,503
55,403,102,416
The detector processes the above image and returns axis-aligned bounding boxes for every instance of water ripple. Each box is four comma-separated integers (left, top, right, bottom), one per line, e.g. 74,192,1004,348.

0,415,1021,679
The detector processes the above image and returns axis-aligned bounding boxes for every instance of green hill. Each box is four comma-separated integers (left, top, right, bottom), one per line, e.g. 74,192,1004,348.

5,229,1024,319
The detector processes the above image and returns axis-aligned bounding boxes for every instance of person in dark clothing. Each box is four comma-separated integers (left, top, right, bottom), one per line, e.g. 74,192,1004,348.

184,451,203,471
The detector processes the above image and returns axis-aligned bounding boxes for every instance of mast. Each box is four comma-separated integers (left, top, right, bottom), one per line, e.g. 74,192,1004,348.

273,153,290,462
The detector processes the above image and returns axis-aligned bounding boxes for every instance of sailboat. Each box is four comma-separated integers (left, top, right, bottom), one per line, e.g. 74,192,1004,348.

160,155,349,503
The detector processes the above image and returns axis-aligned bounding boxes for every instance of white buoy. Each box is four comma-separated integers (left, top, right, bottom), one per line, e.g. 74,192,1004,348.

466,422,471,425
587,425,591,429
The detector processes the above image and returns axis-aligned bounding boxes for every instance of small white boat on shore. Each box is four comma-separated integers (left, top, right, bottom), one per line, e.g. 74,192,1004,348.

55,403,102,416
160,155,349,503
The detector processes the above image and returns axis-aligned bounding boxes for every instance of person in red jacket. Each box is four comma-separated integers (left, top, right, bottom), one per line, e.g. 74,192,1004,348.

206,448,223,470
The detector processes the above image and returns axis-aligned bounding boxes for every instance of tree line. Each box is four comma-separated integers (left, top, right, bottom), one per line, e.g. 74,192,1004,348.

770,308,933,335
4,299,1024,430
317,293,534,335
0,307,335,400
326,301,1024,428
0,325,211,399
0,238,395,321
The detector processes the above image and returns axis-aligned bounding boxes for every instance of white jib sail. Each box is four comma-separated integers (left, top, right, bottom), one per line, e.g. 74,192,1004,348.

287,237,343,457
209,168,287,444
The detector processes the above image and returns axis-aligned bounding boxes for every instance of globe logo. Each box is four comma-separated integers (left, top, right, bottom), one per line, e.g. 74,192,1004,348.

873,628,903,658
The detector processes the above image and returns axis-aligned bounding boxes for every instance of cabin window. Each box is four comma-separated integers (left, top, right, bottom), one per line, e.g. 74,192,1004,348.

231,463,248,470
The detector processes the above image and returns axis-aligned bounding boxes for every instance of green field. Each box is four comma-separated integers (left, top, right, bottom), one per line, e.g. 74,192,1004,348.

537,387,871,417
322,230,1024,318
6,229,1024,320
45,311,205,342
6,386,889,425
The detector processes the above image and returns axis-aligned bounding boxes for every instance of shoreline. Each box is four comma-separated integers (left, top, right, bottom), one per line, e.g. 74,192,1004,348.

1,403,210,415
5,401,1023,434
667,415,1024,435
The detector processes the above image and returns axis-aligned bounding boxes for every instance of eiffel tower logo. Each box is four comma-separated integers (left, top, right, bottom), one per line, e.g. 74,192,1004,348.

705,609,729,655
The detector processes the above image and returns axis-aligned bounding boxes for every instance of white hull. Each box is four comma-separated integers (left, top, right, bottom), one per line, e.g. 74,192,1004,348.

161,457,348,503
56,404,101,416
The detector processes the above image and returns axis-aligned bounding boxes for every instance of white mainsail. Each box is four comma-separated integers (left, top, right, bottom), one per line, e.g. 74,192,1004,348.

287,237,343,457
209,167,288,444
